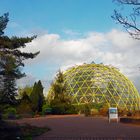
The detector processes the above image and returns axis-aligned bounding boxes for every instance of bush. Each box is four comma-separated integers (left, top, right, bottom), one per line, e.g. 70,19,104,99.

16,96,33,116
0,104,9,110
127,111,132,117
91,103,103,110
17,102,32,115
65,105,77,114
132,110,140,117
51,103,63,115
118,107,127,116
3,107,17,119
91,108,99,116
51,103,72,115
42,104,52,115
99,106,108,116
50,98,77,115
73,104,87,114
84,104,91,116
73,105,80,114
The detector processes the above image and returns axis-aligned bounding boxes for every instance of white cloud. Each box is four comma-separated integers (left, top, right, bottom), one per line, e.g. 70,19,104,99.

20,29,140,92
106,29,140,51
63,29,81,37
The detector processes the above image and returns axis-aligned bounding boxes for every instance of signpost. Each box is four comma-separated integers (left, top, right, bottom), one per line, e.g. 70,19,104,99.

108,107,119,123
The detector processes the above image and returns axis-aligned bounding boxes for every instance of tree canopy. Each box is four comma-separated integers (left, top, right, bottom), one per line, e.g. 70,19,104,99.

0,13,39,105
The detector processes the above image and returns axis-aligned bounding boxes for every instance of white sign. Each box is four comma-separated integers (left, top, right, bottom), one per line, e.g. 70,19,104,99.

108,107,119,123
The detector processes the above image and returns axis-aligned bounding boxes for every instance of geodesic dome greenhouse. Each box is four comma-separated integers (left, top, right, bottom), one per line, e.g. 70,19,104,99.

48,64,140,111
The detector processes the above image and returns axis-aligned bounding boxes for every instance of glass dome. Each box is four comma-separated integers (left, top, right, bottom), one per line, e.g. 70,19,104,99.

48,64,140,111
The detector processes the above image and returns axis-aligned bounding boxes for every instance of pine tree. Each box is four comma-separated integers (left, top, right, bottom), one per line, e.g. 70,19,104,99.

0,13,39,105
30,82,38,112
52,70,66,99
37,80,44,112
0,56,19,104
0,13,9,36
50,70,73,114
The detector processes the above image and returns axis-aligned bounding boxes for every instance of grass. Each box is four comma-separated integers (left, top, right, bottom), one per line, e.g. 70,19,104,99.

0,120,50,140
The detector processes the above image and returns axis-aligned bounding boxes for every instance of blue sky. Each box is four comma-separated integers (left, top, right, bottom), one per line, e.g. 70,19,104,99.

0,0,140,92
1,0,119,36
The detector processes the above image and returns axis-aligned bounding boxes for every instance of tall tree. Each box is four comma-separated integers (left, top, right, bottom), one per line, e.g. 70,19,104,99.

50,70,73,114
52,70,66,99
112,0,140,39
0,56,18,104
37,80,44,112
0,13,39,105
30,81,44,112
0,13,9,36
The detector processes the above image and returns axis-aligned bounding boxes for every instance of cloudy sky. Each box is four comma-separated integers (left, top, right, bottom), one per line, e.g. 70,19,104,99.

0,0,140,93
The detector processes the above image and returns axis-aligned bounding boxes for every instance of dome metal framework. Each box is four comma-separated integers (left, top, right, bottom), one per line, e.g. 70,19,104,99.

48,64,140,110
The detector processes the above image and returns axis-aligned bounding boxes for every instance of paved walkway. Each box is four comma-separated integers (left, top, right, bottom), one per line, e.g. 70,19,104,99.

13,115,140,139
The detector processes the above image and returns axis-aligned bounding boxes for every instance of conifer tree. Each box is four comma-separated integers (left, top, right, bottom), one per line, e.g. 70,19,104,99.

37,80,44,112
52,70,66,99
50,70,73,114
0,13,39,105
30,81,44,112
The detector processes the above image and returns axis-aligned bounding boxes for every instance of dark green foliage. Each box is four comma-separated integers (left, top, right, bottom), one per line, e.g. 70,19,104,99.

84,104,91,116
50,70,76,114
65,105,77,114
50,96,75,115
0,13,9,36
17,92,32,115
74,104,91,116
3,107,17,119
0,13,39,106
42,104,52,115
52,70,66,98
30,81,44,113
74,103,103,115
21,91,31,101
0,56,18,105
91,103,103,110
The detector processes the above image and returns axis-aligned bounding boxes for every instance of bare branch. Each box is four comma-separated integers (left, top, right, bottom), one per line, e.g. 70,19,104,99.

114,0,140,5
112,0,140,39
